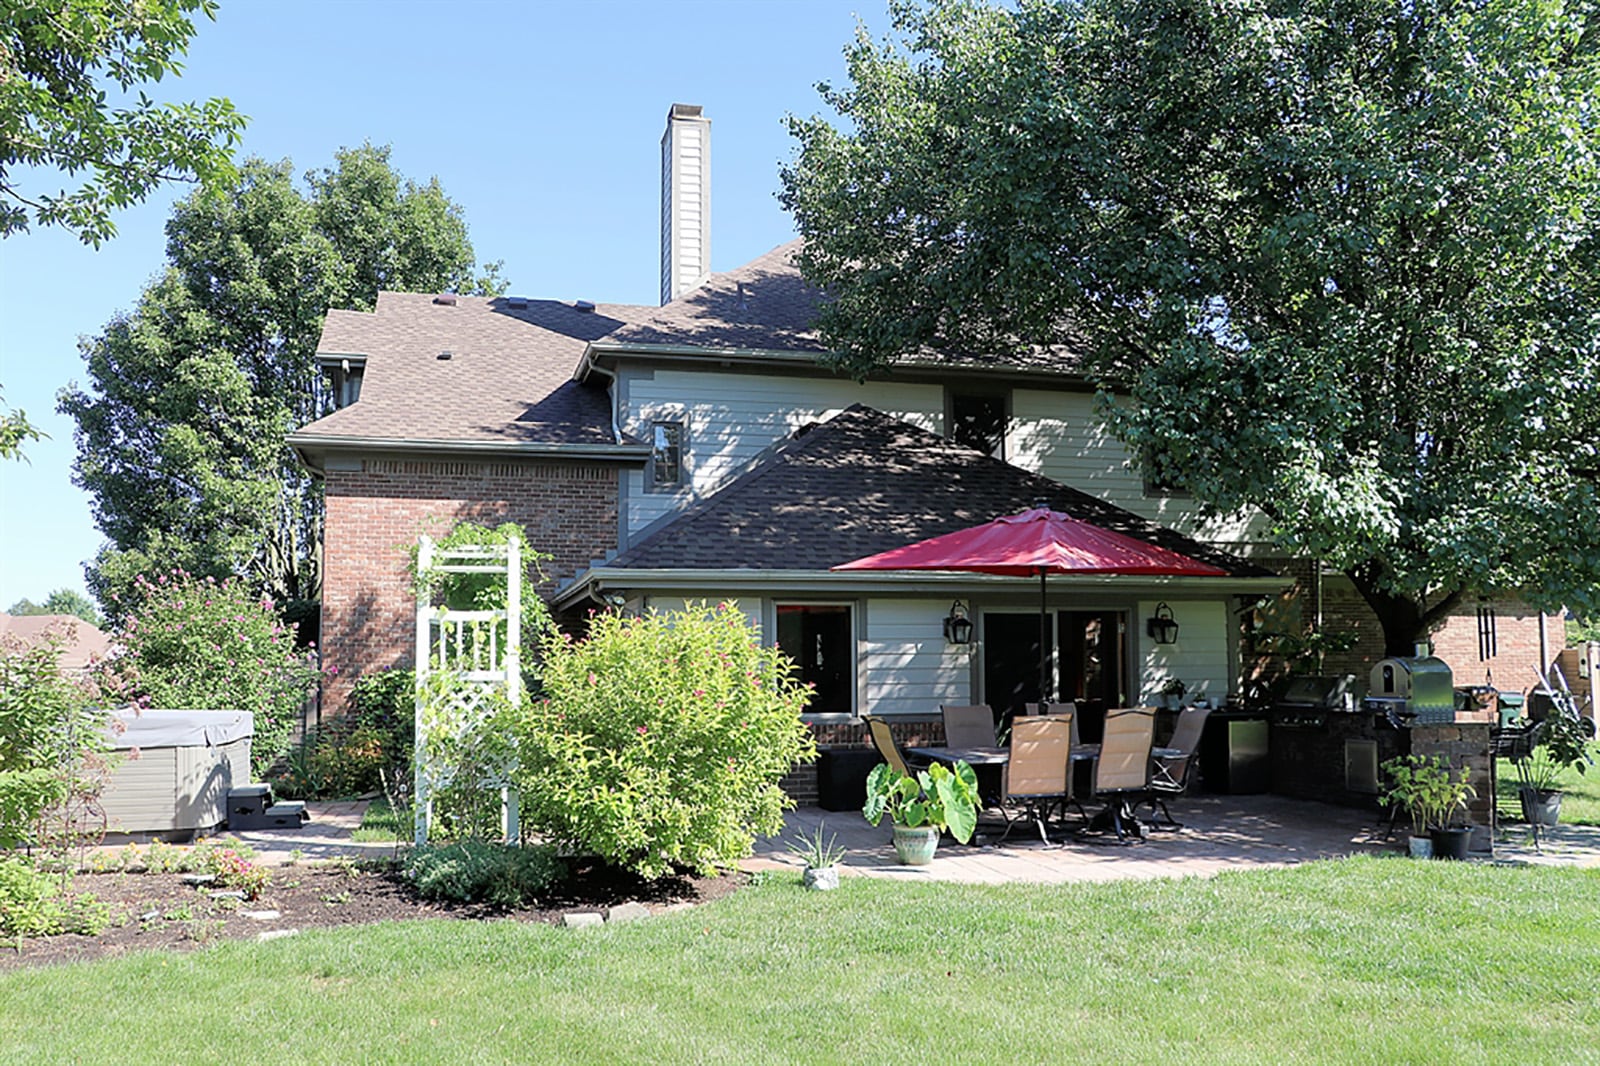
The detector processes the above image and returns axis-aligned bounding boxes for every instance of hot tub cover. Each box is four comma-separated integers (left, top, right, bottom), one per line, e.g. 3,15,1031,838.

108,709,255,749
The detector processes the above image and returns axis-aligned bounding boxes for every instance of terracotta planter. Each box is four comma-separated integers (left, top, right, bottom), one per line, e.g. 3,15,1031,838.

891,824,941,865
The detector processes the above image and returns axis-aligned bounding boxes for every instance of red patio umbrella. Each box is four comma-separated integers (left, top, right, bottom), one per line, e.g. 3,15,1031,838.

833,507,1228,700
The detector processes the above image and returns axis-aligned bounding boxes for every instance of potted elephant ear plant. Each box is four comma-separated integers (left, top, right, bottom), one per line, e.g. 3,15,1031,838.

862,761,980,865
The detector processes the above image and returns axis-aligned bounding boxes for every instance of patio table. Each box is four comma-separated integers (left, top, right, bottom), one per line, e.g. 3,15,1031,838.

907,745,1010,808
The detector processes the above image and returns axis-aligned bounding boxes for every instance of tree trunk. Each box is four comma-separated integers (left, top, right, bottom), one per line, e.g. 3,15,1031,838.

1346,569,1429,658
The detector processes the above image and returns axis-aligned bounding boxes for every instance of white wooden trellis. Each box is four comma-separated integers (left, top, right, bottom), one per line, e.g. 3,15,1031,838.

414,535,521,846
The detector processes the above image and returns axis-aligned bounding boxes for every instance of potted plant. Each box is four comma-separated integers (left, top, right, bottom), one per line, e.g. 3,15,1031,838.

1425,761,1477,861
786,823,847,891
1514,710,1594,827
862,760,980,865
1382,754,1438,858
1159,677,1187,711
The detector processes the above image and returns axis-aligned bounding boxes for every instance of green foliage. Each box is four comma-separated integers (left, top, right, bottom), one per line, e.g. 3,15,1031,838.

59,146,506,620
6,588,102,627
404,840,564,908
862,760,980,843
1519,712,1596,794
1382,755,1476,833
0,388,45,461
201,845,269,900
272,668,414,800
106,570,317,776
1569,617,1600,645
785,823,846,869
510,602,816,878
0,855,110,939
0,633,112,850
783,0,1600,650
412,521,557,659
0,0,246,246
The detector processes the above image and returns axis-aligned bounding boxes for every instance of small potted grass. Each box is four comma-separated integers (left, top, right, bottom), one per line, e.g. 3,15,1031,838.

786,823,847,891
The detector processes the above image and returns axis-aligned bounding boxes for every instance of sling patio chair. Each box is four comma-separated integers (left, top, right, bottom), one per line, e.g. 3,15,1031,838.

866,717,929,778
996,714,1073,846
1082,706,1156,843
1143,705,1213,830
941,704,997,749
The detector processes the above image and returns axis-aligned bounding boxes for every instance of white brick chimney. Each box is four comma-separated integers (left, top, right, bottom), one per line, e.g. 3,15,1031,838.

660,103,710,306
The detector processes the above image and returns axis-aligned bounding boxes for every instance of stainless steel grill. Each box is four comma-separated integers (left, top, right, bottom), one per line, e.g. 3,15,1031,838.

1364,654,1455,725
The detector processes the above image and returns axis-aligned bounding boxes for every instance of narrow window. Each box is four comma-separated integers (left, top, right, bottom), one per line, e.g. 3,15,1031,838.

651,420,684,487
949,391,1007,458
775,604,853,715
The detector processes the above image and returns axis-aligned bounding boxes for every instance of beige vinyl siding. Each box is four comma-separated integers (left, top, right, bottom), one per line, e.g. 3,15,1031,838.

623,369,944,536
1138,599,1230,704
862,599,973,716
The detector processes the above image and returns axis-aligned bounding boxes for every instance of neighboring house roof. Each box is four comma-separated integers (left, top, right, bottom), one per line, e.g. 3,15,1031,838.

603,405,1274,579
291,243,1091,462
0,614,113,673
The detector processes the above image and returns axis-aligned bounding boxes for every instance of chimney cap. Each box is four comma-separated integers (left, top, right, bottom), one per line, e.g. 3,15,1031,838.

668,103,704,119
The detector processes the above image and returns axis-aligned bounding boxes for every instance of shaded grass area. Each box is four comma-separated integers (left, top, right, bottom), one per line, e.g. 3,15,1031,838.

1497,741,1600,826
349,798,406,843
2,857,1598,1064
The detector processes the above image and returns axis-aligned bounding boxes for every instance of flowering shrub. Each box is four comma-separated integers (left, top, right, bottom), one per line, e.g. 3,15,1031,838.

510,602,816,878
203,846,270,900
108,572,318,777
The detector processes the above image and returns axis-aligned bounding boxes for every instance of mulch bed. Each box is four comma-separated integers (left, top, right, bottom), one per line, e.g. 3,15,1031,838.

1,859,745,972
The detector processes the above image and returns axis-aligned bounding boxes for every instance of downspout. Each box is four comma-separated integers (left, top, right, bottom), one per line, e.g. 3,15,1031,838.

1538,611,1549,674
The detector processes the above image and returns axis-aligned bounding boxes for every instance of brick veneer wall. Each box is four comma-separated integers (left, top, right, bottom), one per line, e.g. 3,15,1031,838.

1250,557,1563,697
320,455,618,714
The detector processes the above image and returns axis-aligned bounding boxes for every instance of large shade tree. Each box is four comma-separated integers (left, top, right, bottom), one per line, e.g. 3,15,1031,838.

782,0,1600,654
60,145,506,625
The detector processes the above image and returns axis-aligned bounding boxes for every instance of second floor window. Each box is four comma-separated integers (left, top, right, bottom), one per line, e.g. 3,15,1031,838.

949,391,1007,459
651,420,685,487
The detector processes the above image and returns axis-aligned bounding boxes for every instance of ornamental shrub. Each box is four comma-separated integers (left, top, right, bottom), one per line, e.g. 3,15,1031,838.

405,840,565,907
0,630,114,851
109,571,318,777
510,602,816,878
0,855,111,938
272,669,415,800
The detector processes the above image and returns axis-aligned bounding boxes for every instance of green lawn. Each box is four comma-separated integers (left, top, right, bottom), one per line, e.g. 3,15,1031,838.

3,857,1597,1064
349,797,406,843
1497,741,1600,826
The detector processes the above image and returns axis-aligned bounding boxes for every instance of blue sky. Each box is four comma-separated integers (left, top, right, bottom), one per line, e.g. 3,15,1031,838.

0,0,888,609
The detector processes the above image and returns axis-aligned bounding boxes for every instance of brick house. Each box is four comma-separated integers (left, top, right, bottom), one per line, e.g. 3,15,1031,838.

289,105,1565,804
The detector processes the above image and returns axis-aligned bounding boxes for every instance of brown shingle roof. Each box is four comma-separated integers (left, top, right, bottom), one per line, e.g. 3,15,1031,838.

609,405,1273,578
293,243,1089,451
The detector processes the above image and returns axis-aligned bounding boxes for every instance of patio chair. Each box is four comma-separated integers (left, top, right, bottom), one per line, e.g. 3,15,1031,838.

1083,706,1156,842
997,715,1073,846
941,704,997,749
866,717,927,778
1144,705,1212,829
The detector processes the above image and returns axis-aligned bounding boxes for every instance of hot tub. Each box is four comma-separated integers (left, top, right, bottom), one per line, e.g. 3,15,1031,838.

100,709,254,837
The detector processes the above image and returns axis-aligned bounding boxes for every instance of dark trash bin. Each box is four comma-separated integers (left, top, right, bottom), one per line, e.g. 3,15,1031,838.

816,748,882,812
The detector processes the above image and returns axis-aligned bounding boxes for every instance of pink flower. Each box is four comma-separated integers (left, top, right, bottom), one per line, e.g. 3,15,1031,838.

693,689,705,698
637,725,648,736
587,672,598,686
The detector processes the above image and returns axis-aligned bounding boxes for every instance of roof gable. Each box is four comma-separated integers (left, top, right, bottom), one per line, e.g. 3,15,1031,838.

609,405,1271,578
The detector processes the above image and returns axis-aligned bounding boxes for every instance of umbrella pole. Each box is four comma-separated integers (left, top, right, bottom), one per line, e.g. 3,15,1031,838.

1038,569,1051,703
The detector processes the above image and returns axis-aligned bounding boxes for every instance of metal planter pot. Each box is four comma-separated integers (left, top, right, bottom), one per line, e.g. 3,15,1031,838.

1519,787,1563,828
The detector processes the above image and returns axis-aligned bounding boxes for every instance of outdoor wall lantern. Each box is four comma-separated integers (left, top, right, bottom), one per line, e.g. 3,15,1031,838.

1147,602,1180,645
943,600,975,646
